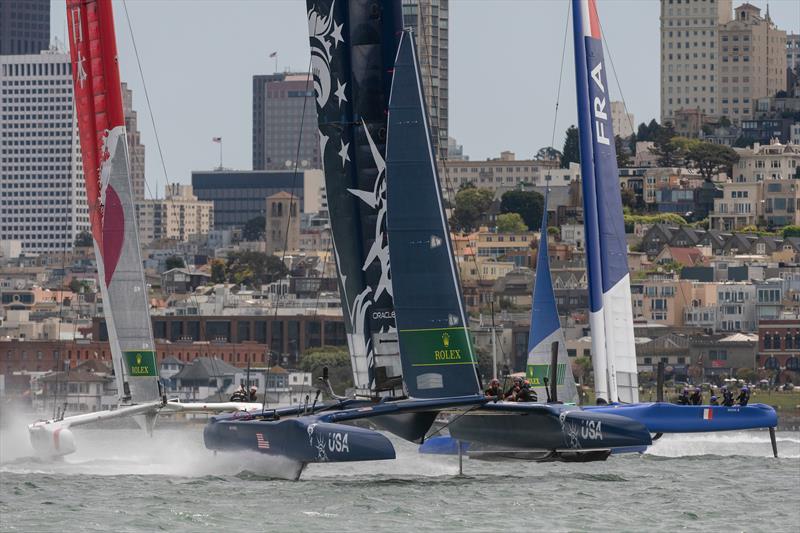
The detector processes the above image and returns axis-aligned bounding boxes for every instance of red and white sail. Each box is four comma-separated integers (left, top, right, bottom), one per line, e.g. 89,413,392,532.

66,0,160,403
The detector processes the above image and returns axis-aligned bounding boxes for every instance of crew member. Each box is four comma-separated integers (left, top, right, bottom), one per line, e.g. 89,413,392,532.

736,386,750,407
248,386,258,402
485,378,502,399
690,387,702,406
516,380,537,402
504,378,522,401
677,388,690,405
721,386,735,407
229,385,247,402
709,395,719,406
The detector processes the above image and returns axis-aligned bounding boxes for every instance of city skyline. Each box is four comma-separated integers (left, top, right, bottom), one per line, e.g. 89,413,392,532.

47,0,800,195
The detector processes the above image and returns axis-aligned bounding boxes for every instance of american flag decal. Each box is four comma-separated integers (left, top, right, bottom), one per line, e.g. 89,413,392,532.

703,408,713,421
256,433,270,449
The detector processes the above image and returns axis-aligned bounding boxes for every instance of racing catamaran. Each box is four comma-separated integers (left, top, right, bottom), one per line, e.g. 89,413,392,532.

567,0,777,448
28,0,262,458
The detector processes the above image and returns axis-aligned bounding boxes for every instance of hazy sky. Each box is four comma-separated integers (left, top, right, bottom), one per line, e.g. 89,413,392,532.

49,0,800,195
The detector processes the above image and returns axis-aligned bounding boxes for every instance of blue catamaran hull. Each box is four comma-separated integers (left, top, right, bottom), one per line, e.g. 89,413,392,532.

584,402,778,433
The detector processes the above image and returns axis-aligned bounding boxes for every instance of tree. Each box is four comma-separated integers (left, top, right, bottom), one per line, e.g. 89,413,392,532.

649,123,683,167
210,259,226,283
547,226,560,239
573,357,593,390
299,346,353,394
226,251,288,287
495,213,528,233
615,135,631,168
242,216,266,242
620,187,637,210
450,187,494,232
561,125,580,168
165,256,186,271
782,225,800,238
680,139,739,180
500,190,544,231
535,146,562,162
74,230,93,248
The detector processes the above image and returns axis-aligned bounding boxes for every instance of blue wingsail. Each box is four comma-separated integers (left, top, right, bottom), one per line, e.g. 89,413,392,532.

385,31,482,399
527,190,579,403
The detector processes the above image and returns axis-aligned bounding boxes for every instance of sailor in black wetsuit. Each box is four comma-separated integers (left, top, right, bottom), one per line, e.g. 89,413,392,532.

229,385,247,402
721,387,735,407
504,378,522,401
709,395,719,406
484,378,502,399
736,386,750,406
690,387,702,405
677,388,690,405
516,381,537,402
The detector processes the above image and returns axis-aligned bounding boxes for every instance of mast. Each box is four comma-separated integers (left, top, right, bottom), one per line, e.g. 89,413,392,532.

306,0,403,393
66,0,160,403
385,30,481,399
572,0,639,403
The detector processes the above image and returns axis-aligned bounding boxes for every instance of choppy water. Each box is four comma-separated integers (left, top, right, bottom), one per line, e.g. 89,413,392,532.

1,415,798,532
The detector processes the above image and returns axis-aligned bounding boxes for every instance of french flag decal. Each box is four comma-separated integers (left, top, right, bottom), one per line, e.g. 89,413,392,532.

703,408,714,421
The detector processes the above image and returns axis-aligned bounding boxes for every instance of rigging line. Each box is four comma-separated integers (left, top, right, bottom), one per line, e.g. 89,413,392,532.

424,402,483,440
121,0,169,198
51,224,73,418
597,17,636,142
549,0,572,151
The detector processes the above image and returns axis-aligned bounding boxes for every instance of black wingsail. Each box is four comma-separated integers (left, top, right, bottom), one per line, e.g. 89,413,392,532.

386,31,482,399
306,0,403,391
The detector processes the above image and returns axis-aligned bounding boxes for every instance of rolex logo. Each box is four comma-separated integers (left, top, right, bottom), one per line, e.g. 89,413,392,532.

136,354,142,365
442,332,450,348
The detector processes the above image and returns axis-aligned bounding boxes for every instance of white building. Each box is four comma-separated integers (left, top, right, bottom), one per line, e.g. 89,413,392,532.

0,51,89,252
135,184,214,244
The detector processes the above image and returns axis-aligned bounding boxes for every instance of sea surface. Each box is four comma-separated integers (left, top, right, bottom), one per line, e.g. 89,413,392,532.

1,414,798,533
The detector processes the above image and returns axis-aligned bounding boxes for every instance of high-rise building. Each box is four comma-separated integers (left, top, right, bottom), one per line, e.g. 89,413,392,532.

0,52,90,252
121,82,146,201
0,0,51,55
784,33,798,78
611,101,635,139
660,0,732,124
402,0,448,160
252,73,319,171
718,4,786,123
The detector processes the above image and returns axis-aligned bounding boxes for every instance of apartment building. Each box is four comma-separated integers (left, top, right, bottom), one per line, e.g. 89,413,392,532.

718,4,787,123
135,185,213,244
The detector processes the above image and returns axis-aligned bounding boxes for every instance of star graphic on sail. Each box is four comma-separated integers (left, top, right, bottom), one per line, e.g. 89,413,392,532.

338,139,350,167
331,22,344,48
334,79,348,107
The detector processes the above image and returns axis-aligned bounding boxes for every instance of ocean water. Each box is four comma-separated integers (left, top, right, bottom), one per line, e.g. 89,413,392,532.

1,416,798,533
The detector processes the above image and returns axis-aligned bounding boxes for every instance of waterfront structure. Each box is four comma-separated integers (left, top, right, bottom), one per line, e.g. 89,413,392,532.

0,0,50,55
611,101,634,139
252,72,319,171
265,192,300,255
121,82,146,201
402,0,448,159
718,4,787,124
191,169,323,229
660,0,732,122
0,52,90,252
135,184,213,244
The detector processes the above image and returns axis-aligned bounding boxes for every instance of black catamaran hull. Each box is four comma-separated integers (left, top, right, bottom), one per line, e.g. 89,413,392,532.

448,403,652,453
